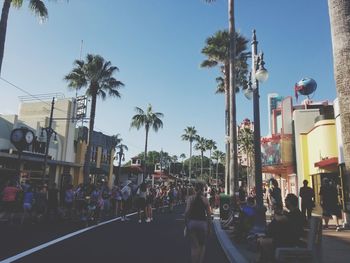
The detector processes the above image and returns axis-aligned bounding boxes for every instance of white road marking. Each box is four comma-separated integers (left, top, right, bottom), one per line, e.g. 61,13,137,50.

0,212,138,263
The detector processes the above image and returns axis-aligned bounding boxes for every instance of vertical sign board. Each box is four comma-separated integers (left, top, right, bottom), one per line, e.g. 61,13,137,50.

282,97,293,135
76,96,87,120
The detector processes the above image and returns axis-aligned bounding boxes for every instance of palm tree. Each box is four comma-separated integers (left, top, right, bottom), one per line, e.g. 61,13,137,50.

181,126,199,183
206,139,217,181
194,137,208,180
64,54,124,183
115,143,128,185
201,26,249,194
130,104,164,180
328,0,350,218
238,122,254,190
212,150,225,187
0,0,49,75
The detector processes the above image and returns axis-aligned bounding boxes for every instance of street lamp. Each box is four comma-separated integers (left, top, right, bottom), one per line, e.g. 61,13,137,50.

245,29,269,232
41,97,58,184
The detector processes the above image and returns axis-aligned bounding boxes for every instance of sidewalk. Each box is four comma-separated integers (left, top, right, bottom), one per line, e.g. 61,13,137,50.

213,208,350,263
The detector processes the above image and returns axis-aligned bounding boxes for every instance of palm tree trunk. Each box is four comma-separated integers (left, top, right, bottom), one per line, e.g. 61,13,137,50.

216,158,219,187
209,149,212,183
228,0,237,195
83,92,97,184
328,0,350,217
224,64,230,194
0,0,11,75
201,151,204,179
143,126,149,181
189,141,192,183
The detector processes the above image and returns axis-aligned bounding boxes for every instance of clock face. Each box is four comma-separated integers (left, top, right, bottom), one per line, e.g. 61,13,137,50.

10,129,24,143
25,130,34,144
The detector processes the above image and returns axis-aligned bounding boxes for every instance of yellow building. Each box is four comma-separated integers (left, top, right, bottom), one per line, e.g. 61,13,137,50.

299,118,339,213
74,127,116,188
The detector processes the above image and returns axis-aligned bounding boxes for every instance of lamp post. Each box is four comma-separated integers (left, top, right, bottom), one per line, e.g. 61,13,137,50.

244,29,269,232
41,97,58,184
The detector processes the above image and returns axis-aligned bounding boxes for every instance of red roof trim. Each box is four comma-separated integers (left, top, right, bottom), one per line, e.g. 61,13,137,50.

314,157,338,168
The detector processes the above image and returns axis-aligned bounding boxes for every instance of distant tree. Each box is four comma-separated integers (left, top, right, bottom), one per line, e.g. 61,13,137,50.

212,150,225,187
130,104,164,179
206,139,217,180
194,137,208,179
181,126,199,181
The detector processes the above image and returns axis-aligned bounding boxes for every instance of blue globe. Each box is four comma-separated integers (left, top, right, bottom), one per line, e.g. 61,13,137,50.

295,77,317,96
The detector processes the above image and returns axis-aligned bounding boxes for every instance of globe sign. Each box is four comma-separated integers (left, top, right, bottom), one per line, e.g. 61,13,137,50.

294,77,317,99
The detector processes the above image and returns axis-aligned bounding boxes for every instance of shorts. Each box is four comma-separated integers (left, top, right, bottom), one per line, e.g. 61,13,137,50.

322,205,341,218
187,220,208,245
23,203,32,211
137,197,146,210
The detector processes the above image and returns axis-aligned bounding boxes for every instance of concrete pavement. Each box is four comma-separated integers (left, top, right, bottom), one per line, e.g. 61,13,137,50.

0,205,229,263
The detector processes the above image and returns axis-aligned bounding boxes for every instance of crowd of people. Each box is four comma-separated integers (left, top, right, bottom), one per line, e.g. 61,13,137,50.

0,179,195,226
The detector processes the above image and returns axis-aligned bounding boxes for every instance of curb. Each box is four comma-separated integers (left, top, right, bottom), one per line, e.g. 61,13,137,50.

213,217,248,263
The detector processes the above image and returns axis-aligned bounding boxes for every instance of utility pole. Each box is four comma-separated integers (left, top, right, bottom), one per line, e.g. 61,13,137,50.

42,97,56,184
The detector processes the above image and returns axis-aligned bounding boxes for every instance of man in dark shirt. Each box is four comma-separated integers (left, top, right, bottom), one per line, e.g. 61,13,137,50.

258,194,304,262
299,180,315,223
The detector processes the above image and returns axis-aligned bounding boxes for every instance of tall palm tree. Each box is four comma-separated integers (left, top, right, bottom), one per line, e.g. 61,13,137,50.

115,143,128,185
328,0,350,218
206,139,217,180
64,54,124,183
212,150,225,187
194,137,208,180
181,126,199,183
130,104,164,180
201,26,248,195
0,0,48,75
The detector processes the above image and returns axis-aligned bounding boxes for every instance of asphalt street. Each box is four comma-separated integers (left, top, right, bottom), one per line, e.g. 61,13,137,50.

0,205,229,263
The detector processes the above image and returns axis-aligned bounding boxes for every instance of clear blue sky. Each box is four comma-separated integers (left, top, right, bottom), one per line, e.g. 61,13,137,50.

0,0,336,162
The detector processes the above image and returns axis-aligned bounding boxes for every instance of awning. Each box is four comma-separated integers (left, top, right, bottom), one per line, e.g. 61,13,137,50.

262,163,294,174
314,157,338,169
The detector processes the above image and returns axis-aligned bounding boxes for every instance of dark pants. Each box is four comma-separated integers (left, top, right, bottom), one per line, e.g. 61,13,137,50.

301,203,312,221
121,198,131,217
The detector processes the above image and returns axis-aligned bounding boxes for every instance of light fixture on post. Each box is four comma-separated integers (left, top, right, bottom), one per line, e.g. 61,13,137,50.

246,29,269,233
41,97,57,184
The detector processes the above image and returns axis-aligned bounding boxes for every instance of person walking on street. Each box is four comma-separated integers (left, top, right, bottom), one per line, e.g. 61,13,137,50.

268,178,283,215
121,180,132,221
64,185,74,220
113,185,123,217
320,178,342,231
299,179,315,224
145,185,155,222
136,182,147,223
21,185,34,224
1,181,19,224
185,181,212,263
